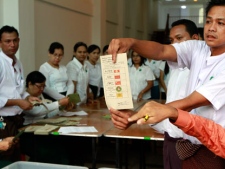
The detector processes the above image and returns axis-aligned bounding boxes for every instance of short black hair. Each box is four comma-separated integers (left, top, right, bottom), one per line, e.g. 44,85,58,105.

171,19,198,37
206,0,225,16
103,45,109,54
0,25,19,40
87,44,101,53
26,71,46,88
48,42,64,54
73,42,87,52
130,50,146,67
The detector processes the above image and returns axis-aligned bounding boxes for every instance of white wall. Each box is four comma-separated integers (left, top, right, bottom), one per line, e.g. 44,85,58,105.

34,0,92,68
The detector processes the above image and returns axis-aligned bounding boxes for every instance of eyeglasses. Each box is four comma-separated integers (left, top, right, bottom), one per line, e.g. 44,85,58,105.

34,84,46,89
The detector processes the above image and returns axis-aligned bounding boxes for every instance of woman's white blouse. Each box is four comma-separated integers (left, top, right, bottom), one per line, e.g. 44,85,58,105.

129,65,155,100
23,94,59,125
39,62,74,100
66,57,89,104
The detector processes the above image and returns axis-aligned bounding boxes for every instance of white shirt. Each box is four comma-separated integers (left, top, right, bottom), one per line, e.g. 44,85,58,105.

166,67,189,103
153,66,189,138
169,40,225,144
39,62,74,100
23,94,59,125
0,51,29,116
129,64,155,100
66,57,89,104
86,61,102,87
145,60,162,86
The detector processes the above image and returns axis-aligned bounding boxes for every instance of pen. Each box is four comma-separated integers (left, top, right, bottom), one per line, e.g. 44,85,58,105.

51,132,60,135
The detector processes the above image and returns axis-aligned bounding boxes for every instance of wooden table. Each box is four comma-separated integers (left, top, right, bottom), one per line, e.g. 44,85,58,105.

21,99,165,168
103,99,165,169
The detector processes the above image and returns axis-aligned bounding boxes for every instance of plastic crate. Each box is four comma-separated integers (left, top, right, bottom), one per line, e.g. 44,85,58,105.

2,161,88,169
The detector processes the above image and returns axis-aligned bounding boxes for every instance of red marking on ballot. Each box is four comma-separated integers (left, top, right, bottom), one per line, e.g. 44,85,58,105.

115,81,121,85
114,70,120,73
114,75,120,79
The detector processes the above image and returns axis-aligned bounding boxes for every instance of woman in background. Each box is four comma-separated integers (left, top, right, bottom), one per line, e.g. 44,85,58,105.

66,42,93,104
86,44,103,99
39,42,74,101
129,51,155,101
23,71,69,125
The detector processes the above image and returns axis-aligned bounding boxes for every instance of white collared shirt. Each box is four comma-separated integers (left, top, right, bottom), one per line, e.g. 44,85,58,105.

169,40,225,144
0,51,28,116
129,64,155,100
145,60,162,86
85,60,102,87
66,57,89,104
39,62,74,100
23,94,59,125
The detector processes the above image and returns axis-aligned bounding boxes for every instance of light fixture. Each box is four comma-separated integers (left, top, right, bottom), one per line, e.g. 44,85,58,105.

181,5,186,9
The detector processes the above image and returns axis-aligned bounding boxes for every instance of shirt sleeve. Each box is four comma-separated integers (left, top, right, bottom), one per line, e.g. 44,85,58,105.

173,109,225,158
66,62,79,82
23,101,59,116
40,64,64,100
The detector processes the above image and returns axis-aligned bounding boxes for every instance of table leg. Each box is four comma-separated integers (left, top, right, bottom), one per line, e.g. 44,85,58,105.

92,138,97,169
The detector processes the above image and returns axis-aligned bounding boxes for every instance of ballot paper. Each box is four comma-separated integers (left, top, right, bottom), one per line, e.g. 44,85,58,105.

58,126,98,134
100,53,133,110
58,110,88,116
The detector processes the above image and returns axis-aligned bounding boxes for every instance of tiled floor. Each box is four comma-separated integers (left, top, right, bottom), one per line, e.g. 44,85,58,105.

84,138,164,169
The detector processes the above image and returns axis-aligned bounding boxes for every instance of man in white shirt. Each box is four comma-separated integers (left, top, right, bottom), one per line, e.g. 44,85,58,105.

108,1,225,168
152,19,199,169
0,25,38,161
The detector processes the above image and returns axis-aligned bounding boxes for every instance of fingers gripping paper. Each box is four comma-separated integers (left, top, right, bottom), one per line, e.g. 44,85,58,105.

100,53,133,110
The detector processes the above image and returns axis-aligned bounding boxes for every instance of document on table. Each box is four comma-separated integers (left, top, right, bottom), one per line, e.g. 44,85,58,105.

58,110,88,116
58,126,98,134
100,53,133,110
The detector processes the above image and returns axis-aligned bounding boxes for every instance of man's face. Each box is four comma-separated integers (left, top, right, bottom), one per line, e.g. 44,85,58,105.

169,25,192,44
204,6,225,51
0,32,20,58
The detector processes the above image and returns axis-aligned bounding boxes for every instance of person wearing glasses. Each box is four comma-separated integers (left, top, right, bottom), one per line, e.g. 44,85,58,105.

39,42,74,101
23,71,70,125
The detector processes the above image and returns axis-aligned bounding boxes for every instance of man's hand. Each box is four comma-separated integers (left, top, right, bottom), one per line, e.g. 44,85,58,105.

109,108,135,130
128,101,178,125
26,96,41,103
17,99,33,110
108,38,134,63
0,137,14,151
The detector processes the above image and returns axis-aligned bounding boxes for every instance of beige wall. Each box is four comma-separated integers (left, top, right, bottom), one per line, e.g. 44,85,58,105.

0,0,152,76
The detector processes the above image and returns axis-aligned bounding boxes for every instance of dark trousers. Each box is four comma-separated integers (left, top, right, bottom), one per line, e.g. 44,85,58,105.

163,132,182,169
182,145,225,169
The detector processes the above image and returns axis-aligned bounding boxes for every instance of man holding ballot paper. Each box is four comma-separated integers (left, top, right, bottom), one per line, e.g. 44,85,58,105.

108,0,225,168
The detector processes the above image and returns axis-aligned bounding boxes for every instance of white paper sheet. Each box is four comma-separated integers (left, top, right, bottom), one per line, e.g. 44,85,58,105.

100,53,133,110
58,111,88,116
58,126,98,133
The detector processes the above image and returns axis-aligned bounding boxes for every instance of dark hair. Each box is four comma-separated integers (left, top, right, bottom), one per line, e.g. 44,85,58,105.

197,27,204,40
164,61,169,75
26,71,46,88
48,42,64,54
0,25,19,40
171,19,198,37
87,44,101,53
206,0,225,16
130,51,146,66
103,45,109,54
73,42,87,52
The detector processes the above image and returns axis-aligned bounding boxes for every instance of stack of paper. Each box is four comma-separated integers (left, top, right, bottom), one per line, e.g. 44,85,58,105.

34,124,59,135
